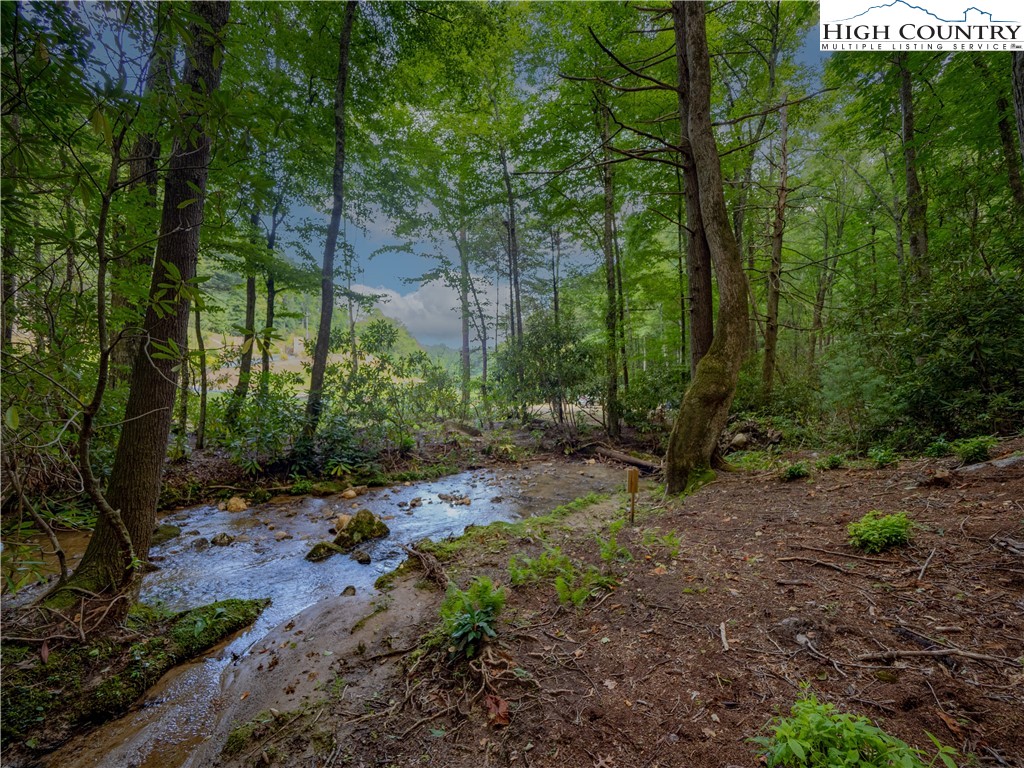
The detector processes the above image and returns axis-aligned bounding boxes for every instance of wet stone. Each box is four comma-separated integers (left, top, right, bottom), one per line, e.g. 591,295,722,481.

192,537,211,552
211,532,235,547
341,586,357,596
350,550,371,565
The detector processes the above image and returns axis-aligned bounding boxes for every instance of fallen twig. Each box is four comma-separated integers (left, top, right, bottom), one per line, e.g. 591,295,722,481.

719,622,731,652
917,548,936,581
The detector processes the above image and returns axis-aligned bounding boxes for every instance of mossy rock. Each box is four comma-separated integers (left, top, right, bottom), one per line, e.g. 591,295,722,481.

151,523,181,546
1,598,269,758
331,509,389,552
305,541,344,562
310,480,347,496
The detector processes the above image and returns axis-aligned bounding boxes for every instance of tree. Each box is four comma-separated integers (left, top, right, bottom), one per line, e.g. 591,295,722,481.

664,1,750,494
303,0,357,443
52,1,231,601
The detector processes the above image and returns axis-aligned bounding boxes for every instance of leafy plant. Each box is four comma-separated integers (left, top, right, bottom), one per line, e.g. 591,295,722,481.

596,519,633,563
780,462,810,482
642,529,682,558
815,454,844,471
439,576,506,658
949,436,995,466
752,690,957,768
923,438,952,458
554,567,617,608
847,511,913,554
868,446,897,468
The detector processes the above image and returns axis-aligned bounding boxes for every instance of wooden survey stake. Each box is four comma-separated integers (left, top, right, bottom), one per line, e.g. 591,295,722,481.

627,467,639,525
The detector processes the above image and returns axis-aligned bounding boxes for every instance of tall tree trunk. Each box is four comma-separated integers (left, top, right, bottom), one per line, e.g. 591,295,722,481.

260,194,284,397
176,313,189,441
1013,53,1024,181
600,100,621,439
674,167,687,379
498,145,523,345
62,0,229,597
458,224,471,415
612,215,629,392
762,101,789,400
665,0,750,494
195,308,208,449
674,33,714,374
897,53,928,282
303,0,357,443
550,227,565,425
226,241,258,424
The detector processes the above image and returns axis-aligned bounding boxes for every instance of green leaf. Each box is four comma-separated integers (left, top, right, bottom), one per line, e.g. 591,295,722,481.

787,739,806,761
90,105,113,147
177,198,197,210
5,406,19,430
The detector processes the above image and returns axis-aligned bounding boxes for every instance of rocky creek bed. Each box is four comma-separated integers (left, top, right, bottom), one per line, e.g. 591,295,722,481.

3,459,623,768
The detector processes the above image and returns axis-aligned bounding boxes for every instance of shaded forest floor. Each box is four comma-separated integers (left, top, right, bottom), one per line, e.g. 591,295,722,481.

205,440,1024,768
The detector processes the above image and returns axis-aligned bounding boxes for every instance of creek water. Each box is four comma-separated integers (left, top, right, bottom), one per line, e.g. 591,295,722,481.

32,461,622,768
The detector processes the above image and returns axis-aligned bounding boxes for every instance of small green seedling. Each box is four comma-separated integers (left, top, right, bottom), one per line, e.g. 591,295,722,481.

847,511,912,554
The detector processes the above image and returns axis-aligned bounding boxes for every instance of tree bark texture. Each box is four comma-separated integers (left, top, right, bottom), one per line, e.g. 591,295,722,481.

66,0,229,595
304,0,357,441
665,1,750,495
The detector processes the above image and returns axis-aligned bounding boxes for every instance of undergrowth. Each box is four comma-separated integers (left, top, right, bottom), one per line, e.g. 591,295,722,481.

753,690,957,768
847,511,913,554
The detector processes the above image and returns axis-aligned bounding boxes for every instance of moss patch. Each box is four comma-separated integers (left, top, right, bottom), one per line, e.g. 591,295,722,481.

305,541,345,562
332,509,389,551
420,493,609,562
1,598,269,759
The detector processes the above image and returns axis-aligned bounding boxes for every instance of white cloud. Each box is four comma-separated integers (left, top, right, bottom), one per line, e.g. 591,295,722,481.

351,281,463,346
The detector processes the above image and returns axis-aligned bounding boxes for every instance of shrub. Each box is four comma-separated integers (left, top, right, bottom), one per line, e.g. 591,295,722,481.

752,691,957,768
780,462,810,482
949,436,995,466
847,511,912,554
815,455,844,471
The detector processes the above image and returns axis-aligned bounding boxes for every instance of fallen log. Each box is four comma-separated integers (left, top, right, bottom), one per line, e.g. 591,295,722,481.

592,446,663,474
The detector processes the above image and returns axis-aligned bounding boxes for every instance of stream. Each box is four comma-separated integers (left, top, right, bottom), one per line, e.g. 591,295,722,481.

32,460,622,768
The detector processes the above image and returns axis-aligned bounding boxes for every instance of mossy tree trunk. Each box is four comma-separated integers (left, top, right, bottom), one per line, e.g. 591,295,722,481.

665,1,750,495
50,0,230,602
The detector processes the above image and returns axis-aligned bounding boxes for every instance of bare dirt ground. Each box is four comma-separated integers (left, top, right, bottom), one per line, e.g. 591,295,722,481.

203,441,1024,768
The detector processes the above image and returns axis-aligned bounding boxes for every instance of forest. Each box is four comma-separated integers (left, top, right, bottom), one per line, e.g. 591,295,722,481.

1,2,1022,767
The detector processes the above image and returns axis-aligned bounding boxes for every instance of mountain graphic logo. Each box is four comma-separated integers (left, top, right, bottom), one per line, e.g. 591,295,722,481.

828,1,1018,24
